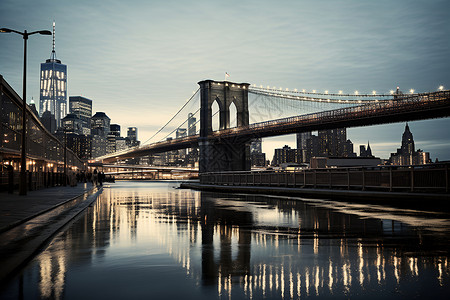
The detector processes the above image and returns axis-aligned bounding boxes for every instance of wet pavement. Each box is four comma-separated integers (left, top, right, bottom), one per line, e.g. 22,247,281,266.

0,184,97,233
0,184,100,284
1,181,450,299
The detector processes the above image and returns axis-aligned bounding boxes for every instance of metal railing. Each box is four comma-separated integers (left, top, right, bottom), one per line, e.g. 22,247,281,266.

200,163,450,193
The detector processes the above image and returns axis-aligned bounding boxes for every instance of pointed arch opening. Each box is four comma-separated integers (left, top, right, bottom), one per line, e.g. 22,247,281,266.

229,101,237,128
211,99,220,131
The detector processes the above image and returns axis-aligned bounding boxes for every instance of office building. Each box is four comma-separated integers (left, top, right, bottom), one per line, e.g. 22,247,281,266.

61,114,83,135
272,145,302,166
110,124,121,137
39,22,67,131
389,123,431,165
126,127,140,147
91,112,110,137
69,96,92,135
188,113,197,136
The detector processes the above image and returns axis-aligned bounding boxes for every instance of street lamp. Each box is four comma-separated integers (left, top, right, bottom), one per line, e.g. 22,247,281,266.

1,27,51,195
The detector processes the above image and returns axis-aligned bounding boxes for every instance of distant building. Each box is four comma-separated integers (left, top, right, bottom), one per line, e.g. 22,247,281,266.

91,112,110,137
188,113,197,136
28,98,39,118
127,127,137,141
272,145,302,166
318,128,347,157
250,138,266,167
389,123,431,165
41,111,56,133
91,135,107,158
360,142,373,157
176,128,187,159
297,128,354,164
110,124,121,137
69,96,92,135
251,138,262,154
39,22,67,131
61,113,83,135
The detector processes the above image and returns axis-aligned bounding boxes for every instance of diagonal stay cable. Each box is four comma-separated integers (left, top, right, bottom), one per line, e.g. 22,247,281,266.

143,88,200,145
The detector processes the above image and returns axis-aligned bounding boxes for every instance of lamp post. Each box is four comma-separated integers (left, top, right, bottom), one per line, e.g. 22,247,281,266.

1,28,52,195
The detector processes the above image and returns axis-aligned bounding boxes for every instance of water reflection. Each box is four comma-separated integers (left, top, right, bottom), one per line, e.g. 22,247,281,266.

2,181,450,299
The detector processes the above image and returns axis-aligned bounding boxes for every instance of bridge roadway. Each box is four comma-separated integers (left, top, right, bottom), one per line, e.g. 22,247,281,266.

97,90,450,163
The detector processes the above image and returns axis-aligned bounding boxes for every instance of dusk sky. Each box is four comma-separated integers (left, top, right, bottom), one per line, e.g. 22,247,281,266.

1,0,449,160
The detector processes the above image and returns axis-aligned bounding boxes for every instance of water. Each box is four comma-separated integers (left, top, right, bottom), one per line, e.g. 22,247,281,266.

1,181,450,299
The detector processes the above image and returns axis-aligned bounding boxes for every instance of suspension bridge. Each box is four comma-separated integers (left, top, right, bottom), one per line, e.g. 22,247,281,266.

95,80,450,173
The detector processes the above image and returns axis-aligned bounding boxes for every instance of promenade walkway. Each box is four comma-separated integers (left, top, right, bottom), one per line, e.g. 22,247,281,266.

0,183,104,285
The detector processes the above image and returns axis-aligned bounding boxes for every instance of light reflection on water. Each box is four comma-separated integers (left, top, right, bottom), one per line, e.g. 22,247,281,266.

2,181,450,299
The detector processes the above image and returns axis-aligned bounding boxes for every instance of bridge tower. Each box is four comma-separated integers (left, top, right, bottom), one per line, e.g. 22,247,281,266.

198,80,251,173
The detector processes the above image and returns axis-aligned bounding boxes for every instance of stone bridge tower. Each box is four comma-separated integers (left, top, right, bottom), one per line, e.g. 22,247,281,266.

198,80,251,173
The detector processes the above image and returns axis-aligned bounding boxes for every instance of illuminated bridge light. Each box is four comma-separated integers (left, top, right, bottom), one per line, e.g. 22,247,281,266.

286,88,289,91
410,89,415,94
372,90,377,95
294,89,298,92
312,90,316,93
302,89,306,93
439,85,444,91
390,90,394,95
325,90,329,94
338,90,343,95
355,91,359,95
260,85,263,88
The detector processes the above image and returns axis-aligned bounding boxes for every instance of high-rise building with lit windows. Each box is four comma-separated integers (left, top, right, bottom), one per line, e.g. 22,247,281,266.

39,22,67,132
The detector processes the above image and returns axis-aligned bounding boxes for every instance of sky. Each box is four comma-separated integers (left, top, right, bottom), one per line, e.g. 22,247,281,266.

1,0,449,160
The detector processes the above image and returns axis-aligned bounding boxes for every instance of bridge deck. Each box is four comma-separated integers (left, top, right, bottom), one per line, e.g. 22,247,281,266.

98,91,450,163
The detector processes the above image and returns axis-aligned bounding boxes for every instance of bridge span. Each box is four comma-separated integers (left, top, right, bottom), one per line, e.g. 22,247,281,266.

96,87,450,166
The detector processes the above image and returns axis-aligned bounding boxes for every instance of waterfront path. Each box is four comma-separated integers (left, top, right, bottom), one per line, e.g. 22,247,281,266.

0,183,104,285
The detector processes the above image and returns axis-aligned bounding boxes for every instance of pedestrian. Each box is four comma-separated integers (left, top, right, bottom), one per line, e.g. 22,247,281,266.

93,169,98,186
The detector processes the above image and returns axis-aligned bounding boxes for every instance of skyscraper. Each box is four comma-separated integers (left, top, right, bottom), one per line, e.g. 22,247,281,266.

39,22,67,131
91,112,110,137
69,96,92,135
188,113,197,136
389,123,430,165
318,128,347,157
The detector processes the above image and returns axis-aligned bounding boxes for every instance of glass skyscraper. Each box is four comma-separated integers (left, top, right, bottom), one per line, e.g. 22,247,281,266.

39,22,67,132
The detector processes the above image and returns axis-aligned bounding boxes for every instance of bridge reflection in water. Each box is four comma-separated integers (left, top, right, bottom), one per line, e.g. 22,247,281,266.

3,181,449,299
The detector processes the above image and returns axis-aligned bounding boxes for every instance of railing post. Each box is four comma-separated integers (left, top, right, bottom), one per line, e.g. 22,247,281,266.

446,164,449,193
303,170,306,187
285,171,288,187
7,166,14,194
314,170,317,188
389,167,393,192
293,171,296,188
329,169,332,189
28,171,32,191
410,168,414,192
347,168,350,190
362,168,365,191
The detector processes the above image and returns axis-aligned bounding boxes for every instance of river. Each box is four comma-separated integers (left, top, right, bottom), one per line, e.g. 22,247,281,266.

2,181,450,299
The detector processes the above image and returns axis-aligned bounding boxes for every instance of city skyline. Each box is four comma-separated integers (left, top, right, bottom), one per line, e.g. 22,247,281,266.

1,0,449,160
